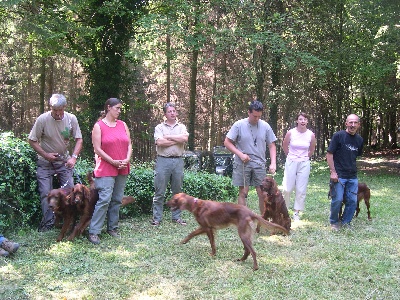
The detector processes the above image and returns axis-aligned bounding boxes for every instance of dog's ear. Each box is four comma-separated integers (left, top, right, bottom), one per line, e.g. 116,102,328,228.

83,186,90,200
271,179,278,192
68,191,74,204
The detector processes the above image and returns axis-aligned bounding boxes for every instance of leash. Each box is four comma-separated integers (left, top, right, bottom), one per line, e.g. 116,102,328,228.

0,198,26,215
328,180,346,199
74,169,82,184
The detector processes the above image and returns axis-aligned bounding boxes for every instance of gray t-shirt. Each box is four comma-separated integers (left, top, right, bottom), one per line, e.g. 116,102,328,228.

226,118,276,166
28,111,82,160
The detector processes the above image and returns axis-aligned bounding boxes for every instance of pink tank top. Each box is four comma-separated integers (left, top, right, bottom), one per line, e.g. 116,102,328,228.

287,128,313,162
94,120,130,177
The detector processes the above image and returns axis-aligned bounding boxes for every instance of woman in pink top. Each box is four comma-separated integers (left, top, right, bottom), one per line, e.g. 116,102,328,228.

88,98,132,245
282,112,316,221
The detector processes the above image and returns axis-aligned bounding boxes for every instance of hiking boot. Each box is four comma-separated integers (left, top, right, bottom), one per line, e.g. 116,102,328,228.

88,234,100,245
107,230,120,237
38,225,54,232
330,223,340,231
1,239,19,254
172,219,187,226
150,219,160,226
0,248,9,257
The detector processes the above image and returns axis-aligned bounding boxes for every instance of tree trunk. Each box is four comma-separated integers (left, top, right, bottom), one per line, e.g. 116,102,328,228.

39,58,46,114
188,49,199,151
166,34,171,103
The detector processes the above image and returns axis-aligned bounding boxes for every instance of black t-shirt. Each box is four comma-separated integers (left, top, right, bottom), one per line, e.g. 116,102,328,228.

327,130,363,179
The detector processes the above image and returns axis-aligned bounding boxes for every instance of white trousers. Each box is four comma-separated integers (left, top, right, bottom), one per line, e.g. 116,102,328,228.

282,159,311,211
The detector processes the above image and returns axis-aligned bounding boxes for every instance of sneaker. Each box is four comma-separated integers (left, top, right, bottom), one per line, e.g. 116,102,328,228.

107,230,120,237
341,223,353,230
150,220,160,226
173,219,187,226
88,234,100,245
293,212,300,221
0,248,9,257
1,239,19,254
330,223,340,231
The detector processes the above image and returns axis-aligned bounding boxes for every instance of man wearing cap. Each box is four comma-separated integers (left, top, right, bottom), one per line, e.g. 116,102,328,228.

28,94,83,232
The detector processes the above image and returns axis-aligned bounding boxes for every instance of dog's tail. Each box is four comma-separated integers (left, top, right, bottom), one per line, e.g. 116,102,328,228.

87,171,95,189
255,215,289,235
121,196,135,207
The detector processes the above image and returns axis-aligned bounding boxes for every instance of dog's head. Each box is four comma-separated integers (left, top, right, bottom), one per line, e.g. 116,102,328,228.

48,188,71,213
71,183,90,206
166,193,194,212
261,176,278,195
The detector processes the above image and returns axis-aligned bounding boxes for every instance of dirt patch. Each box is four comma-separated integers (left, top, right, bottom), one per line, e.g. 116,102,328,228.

357,149,400,175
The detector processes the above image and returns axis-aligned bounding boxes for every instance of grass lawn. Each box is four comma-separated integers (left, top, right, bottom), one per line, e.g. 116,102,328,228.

1,159,399,300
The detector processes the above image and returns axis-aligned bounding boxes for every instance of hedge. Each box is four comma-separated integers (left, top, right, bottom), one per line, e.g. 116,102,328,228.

0,132,237,231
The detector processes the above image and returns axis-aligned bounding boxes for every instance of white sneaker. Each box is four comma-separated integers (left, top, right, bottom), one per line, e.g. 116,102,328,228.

293,212,300,221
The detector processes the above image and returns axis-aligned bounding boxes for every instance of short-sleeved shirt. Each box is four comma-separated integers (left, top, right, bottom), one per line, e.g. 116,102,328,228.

28,111,82,161
327,130,363,179
287,128,314,162
94,120,130,177
226,118,277,166
154,121,188,157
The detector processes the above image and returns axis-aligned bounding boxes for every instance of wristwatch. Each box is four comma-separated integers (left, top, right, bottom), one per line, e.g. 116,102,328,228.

72,153,78,159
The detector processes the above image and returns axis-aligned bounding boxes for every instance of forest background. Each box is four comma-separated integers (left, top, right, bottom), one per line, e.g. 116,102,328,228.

0,0,399,161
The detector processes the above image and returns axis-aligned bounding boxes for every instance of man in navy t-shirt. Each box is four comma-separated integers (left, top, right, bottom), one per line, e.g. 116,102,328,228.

327,114,363,231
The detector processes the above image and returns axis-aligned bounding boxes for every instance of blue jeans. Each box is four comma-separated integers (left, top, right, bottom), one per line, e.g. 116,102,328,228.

329,178,358,225
89,175,128,235
0,234,5,245
152,157,184,222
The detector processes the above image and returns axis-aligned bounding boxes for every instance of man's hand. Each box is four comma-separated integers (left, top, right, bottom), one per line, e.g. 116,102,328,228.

330,170,339,182
65,157,77,169
269,163,276,175
45,152,60,162
239,153,250,163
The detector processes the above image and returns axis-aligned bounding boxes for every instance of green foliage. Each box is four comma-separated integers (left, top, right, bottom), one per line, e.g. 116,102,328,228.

121,168,238,218
122,167,155,216
182,171,237,201
0,132,41,230
0,133,236,230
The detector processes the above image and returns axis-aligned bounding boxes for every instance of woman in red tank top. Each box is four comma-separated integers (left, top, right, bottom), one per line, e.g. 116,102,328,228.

88,98,132,245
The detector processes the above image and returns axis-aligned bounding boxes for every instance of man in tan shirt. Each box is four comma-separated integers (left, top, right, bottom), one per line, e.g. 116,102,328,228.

28,94,82,231
151,102,188,226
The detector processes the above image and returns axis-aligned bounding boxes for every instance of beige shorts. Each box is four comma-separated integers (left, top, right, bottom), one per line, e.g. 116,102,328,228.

231,161,266,187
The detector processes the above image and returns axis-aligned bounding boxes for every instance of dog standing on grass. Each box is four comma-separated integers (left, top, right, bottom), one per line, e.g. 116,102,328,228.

258,176,291,233
335,182,372,221
166,193,288,271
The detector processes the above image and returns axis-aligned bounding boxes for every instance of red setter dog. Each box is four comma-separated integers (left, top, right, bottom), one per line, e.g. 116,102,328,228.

258,176,291,233
50,172,136,242
356,183,371,220
166,193,288,271
67,181,98,241
338,182,372,221
47,187,75,242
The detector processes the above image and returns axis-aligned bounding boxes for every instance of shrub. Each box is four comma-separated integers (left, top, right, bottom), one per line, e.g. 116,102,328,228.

121,169,238,218
0,132,237,229
0,132,41,230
